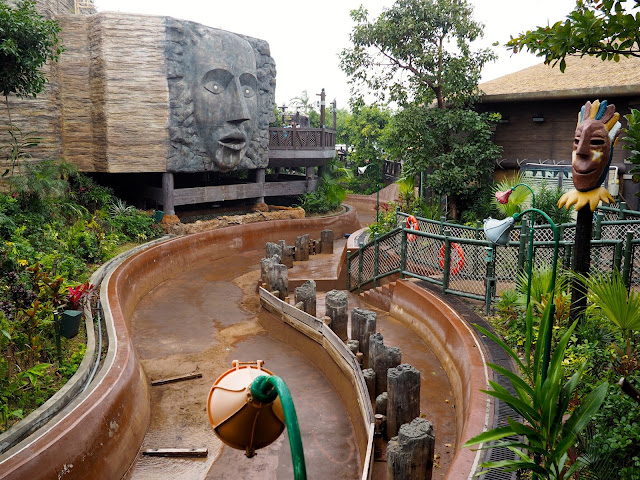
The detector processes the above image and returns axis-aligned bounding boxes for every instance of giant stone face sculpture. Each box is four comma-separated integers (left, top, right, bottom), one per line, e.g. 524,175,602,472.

165,19,274,173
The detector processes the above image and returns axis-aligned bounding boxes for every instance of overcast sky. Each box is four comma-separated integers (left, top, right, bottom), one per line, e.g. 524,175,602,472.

92,0,578,109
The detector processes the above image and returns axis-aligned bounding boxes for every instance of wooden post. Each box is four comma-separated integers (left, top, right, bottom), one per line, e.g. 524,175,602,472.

387,418,435,480
347,339,359,356
325,290,348,341
570,206,593,320
261,255,281,287
363,368,376,403
320,229,334,254
279,240,294,268
375,392,388,415
162,172,175,215
294,280,316,316
266,242,283,259
387,364,421,440
255,167,266,204
295,234,310,261
351,308,377,369
266,263,288,300
369,332,402,397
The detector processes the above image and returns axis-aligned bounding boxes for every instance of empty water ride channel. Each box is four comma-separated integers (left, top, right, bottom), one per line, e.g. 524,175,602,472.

114,213,461,479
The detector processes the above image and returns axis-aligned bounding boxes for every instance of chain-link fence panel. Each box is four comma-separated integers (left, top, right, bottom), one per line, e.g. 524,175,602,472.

494,244,519,295
376,230,403,277
446,242,490,297
404,234,445,283
589,241,621,275
348,252,360,290
629,242,640,291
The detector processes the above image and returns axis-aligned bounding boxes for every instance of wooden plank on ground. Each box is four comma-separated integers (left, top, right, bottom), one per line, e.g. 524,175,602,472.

142,448,208,458
150,372,202,386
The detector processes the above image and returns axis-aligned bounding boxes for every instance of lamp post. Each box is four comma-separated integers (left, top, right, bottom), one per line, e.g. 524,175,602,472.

495,183,537,307
484,208,559,382
358,163,381,225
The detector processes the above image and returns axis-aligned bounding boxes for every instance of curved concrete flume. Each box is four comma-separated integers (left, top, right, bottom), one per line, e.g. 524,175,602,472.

0,205,490,479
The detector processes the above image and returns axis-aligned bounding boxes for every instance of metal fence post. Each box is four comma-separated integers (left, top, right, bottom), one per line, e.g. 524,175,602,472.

485,246,496,315
401,228,407,279
623,231,634,288
374,236,380,288
517,218,528,273
439,215,446,235
347,251,351,291
358,245,364,295
594,213,604,240
619,201,627,220
562,243,573,270
615,240,623,271
442,229,451,293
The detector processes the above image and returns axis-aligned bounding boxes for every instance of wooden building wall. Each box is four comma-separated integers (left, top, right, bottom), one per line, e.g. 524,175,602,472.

480,97,640,169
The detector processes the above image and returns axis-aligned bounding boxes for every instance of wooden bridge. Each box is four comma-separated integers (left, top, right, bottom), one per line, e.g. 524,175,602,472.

150,126,337,215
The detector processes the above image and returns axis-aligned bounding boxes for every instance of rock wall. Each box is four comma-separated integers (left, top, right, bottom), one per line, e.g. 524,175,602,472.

0,10,275,175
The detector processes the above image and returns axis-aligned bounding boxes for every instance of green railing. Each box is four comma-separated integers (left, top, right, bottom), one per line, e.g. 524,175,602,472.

348,205,640,312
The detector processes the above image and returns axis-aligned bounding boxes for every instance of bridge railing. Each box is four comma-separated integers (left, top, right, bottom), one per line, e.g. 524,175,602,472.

269,126,336,150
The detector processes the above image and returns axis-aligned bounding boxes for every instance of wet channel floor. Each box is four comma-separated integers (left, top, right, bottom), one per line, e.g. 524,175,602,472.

125,233,456,479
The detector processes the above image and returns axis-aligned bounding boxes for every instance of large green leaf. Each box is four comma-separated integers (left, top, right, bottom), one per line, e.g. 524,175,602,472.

562,382,609,437
464,426,516,447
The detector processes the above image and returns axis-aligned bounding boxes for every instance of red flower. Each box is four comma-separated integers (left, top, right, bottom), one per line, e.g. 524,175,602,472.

495,189,513,204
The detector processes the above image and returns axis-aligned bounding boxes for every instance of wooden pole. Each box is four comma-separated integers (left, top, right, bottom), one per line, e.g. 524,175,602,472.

162,172,175,215
570,206,593,320
325,290,348,340
387,364,421,440
369,332,402,397
351,308,376,369
387,418,434,480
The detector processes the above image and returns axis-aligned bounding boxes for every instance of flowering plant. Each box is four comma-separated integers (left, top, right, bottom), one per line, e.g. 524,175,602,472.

67,283,95,310
495,189,512,204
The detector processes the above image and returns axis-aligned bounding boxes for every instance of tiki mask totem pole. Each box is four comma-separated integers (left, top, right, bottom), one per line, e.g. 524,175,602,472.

558,99,622,212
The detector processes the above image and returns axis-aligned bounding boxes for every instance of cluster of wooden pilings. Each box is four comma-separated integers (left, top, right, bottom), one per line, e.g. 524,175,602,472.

260,235,435,480
260,229,334,301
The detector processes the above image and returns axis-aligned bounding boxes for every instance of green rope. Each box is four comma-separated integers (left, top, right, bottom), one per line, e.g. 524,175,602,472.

251,375,307,480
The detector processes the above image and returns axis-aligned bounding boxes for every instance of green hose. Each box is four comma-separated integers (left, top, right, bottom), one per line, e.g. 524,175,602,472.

250,375,307,480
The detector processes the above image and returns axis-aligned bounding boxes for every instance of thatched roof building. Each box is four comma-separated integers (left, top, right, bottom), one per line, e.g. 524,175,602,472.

478,55,640,208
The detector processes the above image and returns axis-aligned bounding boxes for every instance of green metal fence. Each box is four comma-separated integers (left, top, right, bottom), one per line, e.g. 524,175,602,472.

347,203,640,312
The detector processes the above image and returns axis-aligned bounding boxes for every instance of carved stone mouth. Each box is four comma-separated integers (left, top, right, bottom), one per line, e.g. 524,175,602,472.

219,134,246,151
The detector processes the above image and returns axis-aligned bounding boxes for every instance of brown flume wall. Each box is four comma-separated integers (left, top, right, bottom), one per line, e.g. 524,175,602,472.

389,280,488,479
0,209,359,479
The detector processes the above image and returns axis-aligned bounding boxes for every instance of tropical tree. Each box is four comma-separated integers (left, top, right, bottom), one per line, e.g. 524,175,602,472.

506,0,640,72
0,0,62,176
289,90,315,115
585,270,640,359
388,104,502,218
0,0,62,116
340,0,501,218
340,0,495,108
343,103,392,168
